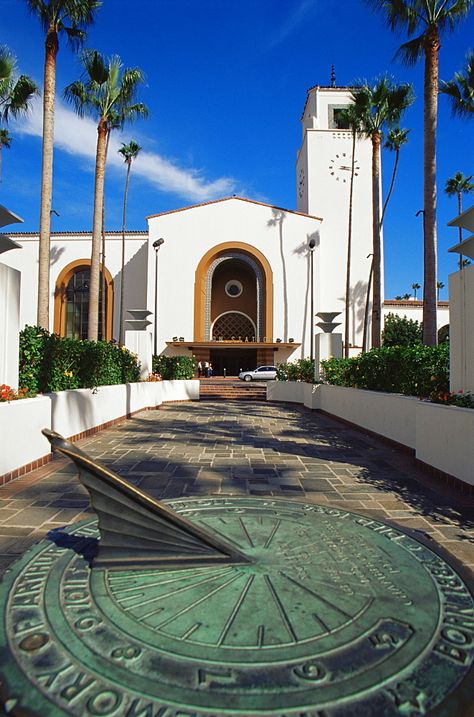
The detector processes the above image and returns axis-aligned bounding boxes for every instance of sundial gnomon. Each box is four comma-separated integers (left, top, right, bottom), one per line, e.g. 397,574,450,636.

0,431,473,716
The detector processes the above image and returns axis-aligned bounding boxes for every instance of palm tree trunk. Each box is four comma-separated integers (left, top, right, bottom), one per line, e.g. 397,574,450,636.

119,160,132,346
371,131,382,348
88,121,108,342
344,128,357,357
100,132,112,340
380,148,399,228
422,27,439,346
362,256,374,352
37,28,58,330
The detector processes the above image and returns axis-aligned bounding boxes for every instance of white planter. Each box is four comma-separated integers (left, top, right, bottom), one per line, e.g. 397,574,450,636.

416,401,474,487
0,395,51,476
267,381,310,405
162,379,199,402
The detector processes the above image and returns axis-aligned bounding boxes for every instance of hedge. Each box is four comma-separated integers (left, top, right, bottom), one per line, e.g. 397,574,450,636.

276,358,315,383
321,344,449,398
19,326,141,393
152,355,196,380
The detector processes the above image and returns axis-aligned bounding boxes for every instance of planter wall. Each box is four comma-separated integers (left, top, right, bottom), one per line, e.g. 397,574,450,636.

268,382,473,487
0,380,199,482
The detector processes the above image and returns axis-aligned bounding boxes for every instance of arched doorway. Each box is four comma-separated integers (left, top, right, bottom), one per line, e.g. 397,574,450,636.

194,242,273,342
54,260,114,340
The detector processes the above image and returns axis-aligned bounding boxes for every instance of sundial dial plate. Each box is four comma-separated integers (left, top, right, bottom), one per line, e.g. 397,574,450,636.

1,497,473,716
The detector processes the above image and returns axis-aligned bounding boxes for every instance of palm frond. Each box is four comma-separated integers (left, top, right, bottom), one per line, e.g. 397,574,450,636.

63,79,89,117
118,139,142,162
82,48,109,85
2,75,39,120
0,128,12,148
364,0,422,35
384,126,410,150
445,171,474,196
440,49,474,117
396,34,426,65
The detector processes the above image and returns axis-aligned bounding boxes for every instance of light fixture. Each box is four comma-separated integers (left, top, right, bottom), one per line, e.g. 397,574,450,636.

276,338,282,343
179,337,184,342
289,338,294,343
172,336,178,342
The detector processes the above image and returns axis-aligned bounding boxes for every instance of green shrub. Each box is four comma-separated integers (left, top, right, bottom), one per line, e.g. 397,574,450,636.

382,313,422,347
321,344,449,398
276,358,315,383
18,326,140,392
152,355,196,380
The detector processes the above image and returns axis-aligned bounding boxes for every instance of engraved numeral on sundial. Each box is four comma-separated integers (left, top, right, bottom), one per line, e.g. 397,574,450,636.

198,667,237,688
293,660,327,683
386,684,427,716
111,645,141,661
370,631,401,649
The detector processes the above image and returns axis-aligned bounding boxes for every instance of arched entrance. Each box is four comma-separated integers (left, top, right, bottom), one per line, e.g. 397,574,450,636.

193,243,273,376
54,260,114,341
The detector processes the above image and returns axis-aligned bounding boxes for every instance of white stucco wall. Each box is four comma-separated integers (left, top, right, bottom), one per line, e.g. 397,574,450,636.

449,265,474,394
0,263,21,388
1,232,149,339
147,198,322,359
383,302,449,332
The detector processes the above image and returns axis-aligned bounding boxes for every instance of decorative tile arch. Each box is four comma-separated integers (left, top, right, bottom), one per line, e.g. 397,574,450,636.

211,311,257,341
54,259,114,340
194,242,273,342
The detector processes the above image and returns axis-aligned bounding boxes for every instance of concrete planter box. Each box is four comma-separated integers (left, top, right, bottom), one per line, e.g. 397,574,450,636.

267,382,474,487
0,380,199,481
0,395,52,477
416,401,474,487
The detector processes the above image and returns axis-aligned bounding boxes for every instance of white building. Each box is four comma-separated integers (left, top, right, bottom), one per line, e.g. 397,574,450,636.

1,85,449,375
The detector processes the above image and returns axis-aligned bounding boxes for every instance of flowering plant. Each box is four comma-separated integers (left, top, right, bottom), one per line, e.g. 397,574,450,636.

429,389,474,409
146,372,162,382
0,385,34,402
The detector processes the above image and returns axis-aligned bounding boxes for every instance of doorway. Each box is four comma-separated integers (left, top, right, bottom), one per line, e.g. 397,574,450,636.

210,349,257,377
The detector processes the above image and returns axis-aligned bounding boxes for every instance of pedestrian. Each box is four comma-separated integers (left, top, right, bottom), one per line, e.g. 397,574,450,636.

197,361,202,378
203,360,210,377
208,362,213,378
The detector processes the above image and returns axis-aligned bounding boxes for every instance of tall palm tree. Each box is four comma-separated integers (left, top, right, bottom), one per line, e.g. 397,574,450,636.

338,105,362,357
0,45,38,121
362,126,410,350
441,50,474,118
64,50,148,341
411,282,421,298
27,0,101,331
352,77,414,347
118,140,142,345
0,46,37,183
445,171,474,243
0,128,12,183
437,280,445,300
365,0,474,346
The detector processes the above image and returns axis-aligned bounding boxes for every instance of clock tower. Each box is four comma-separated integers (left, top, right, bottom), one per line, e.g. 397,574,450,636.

296,85,380,350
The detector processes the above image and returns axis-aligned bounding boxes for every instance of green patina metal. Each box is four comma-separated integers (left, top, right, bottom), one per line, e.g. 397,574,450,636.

1,497,473,716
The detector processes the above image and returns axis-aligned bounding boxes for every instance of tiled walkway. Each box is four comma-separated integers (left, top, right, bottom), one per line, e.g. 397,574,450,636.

1,401,473,575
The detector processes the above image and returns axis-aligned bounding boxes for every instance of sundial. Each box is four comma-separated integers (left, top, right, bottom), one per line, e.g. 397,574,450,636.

0,432,473,716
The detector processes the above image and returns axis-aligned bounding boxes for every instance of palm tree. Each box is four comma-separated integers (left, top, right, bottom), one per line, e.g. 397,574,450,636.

118,140,142,345
411,282,421,299
352,77,414,348
445,172,474,243
437,280,445,300
441,50,474,118
0,46,37,183
458,257,471,269
27,0,101,331
64,50,148,341
0,128,12,183
402,293,411,300
365,0,474,347
362,126,410,350
338,105,362,357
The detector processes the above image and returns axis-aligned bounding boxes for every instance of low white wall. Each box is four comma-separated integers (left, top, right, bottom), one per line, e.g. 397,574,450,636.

416,402,474,486
0,263,21,389
0,395,52,476
268,382,473,487
0,380,199,479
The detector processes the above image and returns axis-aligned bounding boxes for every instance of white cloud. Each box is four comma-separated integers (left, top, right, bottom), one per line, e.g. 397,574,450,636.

16,97,239,202
268,0,318,49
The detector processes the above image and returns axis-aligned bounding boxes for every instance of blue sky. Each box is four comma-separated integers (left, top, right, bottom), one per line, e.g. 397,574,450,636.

1,0,473,299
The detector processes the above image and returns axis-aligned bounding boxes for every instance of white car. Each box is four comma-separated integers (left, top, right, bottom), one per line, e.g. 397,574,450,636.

239,366,277,382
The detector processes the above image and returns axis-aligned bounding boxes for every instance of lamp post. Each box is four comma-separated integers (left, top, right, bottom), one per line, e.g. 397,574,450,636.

308,238,316,361
153,238,164,356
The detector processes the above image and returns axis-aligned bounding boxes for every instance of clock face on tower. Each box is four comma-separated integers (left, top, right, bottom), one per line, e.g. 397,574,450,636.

329,153,360,183
298,167,305,198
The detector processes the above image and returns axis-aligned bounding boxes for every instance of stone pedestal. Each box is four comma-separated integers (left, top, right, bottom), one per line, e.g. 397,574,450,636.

125,330,153,380
0,263,21,389
314,332,343,380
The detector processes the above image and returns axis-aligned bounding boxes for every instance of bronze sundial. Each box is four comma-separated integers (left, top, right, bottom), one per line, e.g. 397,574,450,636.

0,431,473,716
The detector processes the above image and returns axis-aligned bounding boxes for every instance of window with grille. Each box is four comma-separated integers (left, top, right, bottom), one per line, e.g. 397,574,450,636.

212,313,255,341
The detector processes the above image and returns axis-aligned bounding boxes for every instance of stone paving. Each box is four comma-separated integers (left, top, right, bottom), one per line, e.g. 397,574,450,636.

0,401,473,576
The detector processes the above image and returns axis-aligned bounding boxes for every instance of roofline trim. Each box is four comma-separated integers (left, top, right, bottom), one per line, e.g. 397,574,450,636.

146,196,323,221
